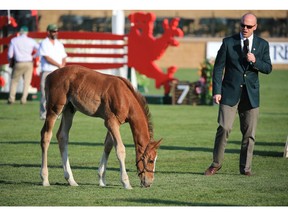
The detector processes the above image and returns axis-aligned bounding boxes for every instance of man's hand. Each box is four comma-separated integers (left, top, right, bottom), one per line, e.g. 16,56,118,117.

247,52,256,63
213,94,222,104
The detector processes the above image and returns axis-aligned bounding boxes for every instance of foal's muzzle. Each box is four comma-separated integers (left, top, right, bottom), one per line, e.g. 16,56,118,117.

137,157,155,188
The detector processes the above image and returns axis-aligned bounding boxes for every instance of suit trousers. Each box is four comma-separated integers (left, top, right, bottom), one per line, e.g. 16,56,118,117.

8,62,33,104
211,86,259,173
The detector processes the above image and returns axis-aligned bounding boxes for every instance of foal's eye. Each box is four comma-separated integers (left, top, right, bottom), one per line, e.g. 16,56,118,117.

148,159,154,164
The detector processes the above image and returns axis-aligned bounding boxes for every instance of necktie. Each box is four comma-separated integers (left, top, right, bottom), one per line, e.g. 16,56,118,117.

243,39,249,55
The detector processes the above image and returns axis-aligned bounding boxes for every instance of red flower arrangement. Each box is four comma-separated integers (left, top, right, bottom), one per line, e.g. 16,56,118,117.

196,58,214,105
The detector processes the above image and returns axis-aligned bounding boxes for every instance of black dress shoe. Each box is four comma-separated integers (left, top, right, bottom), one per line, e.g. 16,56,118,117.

240,171,252,176
204,165,222,176
244,171,251,176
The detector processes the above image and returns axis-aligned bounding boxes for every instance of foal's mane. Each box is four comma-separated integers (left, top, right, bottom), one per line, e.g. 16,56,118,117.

117,76,154,140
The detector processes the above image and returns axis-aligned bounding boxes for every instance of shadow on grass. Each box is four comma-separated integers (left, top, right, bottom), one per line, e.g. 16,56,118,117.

159,144,283,157
0,180,42,186
0,179,121,187
0,140,284,158
119,198,230,206
0,140,104,147
0,163,123,172
230,140,285,147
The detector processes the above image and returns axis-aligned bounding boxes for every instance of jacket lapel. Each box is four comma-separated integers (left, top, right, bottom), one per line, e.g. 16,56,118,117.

251,35,259,55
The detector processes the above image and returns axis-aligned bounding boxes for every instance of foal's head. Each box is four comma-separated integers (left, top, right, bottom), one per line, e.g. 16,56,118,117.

136,139,162,187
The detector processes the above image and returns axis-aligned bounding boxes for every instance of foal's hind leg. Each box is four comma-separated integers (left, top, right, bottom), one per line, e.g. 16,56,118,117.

98,132,114,187
57,107,78,186
40,112,58,186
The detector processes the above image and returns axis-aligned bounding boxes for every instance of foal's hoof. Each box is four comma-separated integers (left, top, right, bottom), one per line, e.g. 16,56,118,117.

124,185,133,190
99,183,106,187
69,182,79,186
68,180,79,186
42,181,50,187
99,179,106,187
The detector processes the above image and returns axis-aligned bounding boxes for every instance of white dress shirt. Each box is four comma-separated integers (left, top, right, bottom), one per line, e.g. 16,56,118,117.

240,33,254,53
8,34,39,62
39,37,67,72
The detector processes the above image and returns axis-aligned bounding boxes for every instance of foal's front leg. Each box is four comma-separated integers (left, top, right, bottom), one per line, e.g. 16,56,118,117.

105,119,132,189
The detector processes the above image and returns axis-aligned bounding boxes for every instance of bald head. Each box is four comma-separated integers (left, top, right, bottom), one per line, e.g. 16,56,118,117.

241,13,257,25
240,13,258,38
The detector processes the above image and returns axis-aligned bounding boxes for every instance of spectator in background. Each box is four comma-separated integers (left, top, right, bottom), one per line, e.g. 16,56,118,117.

204,13,272,176
38,24,67,120
7,26,39,104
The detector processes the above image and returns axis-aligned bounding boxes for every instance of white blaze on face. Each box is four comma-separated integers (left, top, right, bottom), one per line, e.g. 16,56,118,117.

153,155,158,172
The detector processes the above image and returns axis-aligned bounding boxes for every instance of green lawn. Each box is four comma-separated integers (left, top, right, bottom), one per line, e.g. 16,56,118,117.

0,69,287,209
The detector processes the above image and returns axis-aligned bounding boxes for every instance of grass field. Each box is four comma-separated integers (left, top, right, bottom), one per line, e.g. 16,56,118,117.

0,69,287,210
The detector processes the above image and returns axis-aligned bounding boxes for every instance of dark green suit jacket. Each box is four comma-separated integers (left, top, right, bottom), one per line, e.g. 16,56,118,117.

212,33,272,108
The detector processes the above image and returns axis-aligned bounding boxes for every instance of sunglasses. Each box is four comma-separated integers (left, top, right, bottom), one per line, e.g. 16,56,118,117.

49,30,58,33
240,23,256,29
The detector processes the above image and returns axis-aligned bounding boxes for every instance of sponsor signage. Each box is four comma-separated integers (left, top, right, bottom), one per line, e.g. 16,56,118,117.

206,42,288,64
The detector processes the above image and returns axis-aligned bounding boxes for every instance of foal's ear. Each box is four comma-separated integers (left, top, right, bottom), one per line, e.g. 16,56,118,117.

154,138,162,149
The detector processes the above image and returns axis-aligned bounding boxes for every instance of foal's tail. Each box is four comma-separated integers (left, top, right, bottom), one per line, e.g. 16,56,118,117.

44,68,69,117
44,71,56,105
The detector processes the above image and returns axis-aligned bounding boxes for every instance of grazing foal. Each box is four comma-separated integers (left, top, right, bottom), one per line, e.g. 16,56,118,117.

40,65,162,189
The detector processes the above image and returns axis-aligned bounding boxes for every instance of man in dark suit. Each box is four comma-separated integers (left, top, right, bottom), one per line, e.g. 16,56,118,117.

204,13,272,176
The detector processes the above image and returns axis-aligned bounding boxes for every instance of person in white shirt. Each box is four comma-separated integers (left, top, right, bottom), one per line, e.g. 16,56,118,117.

39,24,67,120
7,26,39,104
